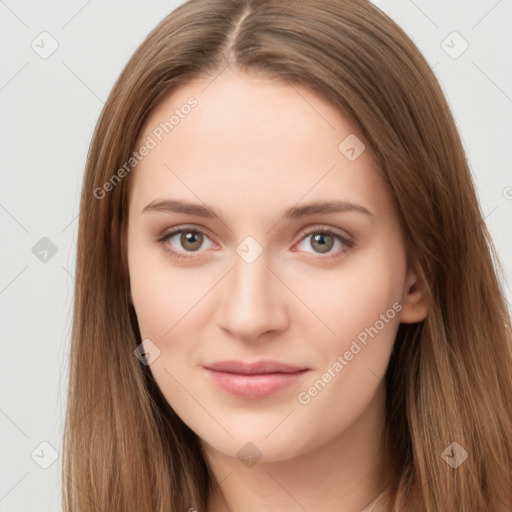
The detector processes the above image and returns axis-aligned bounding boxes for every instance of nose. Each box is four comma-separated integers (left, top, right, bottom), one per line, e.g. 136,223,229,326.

216,248,289,342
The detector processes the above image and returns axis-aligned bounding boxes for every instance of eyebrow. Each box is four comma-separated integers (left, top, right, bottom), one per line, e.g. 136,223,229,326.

142,199,374,220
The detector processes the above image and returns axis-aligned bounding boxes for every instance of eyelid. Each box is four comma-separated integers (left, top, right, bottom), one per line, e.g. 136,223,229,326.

157,224,215,242
297,224,353,243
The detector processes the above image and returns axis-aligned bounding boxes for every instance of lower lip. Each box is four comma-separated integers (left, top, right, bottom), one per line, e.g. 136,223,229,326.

205,368,309,399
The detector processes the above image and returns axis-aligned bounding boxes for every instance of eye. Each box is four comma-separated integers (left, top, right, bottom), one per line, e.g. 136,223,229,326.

157,226,215,259
294,226,354,259
157,225,355,260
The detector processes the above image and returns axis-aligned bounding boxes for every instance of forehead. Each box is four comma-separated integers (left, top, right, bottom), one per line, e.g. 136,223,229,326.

128,72,392,223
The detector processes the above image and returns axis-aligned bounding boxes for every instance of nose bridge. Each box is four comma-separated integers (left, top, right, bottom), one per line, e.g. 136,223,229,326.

216,241,287,340
230,243,274,312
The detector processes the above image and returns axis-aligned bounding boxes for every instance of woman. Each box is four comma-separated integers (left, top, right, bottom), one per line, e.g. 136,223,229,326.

63,0,512,510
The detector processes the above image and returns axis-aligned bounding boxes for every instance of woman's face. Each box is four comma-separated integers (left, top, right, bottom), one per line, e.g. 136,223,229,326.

126,71,427,462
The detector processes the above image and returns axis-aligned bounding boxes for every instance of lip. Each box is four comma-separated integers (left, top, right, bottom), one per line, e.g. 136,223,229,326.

204,360,310,399
205,360,307,375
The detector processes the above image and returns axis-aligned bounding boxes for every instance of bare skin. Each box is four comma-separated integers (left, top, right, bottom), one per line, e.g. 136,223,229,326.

126,69,430,512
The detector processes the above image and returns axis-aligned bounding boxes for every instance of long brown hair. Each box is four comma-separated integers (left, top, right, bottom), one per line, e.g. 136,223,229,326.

63,0,512,510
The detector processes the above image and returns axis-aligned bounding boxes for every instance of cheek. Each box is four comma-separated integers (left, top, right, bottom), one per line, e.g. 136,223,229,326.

287,246,405,452
289,233,406,421
290,234,406,354
127,234,207,415
128,225,209,338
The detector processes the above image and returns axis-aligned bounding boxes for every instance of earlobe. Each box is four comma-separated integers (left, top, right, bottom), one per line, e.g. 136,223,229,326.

399,264,431,324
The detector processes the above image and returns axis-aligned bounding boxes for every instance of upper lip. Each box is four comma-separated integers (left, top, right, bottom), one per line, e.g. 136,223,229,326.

204,360,308,375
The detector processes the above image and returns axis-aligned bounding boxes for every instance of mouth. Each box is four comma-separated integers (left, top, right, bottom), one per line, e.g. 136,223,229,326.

203,360,310,399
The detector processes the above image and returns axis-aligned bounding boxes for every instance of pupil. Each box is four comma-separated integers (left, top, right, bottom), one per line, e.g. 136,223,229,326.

313,233,333,253
182,231,202,251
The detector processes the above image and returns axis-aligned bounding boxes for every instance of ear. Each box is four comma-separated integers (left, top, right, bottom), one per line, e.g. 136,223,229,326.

399,262,431,324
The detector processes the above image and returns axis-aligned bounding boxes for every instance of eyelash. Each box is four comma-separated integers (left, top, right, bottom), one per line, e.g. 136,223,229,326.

156,225,355,261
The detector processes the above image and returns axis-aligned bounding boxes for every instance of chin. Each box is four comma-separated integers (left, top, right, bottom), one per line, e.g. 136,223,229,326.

197,425,318,465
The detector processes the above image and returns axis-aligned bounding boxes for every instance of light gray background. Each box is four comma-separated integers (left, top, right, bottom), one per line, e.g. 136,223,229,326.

1,1,511,510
